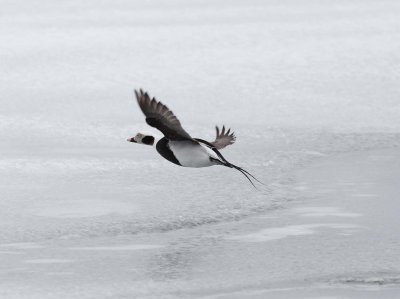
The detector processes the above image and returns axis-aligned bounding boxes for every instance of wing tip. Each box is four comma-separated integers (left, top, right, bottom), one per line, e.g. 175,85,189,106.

216,125,236,138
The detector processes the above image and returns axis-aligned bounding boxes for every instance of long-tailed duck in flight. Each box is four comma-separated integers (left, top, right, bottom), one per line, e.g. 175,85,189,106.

127,89,262,187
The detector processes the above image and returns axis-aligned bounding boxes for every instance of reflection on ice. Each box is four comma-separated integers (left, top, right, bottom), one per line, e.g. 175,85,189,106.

227,223,360,242
294,207,362,218
0,251,26,255
30,200,139,218
351,194,379,198
25,259,73,264
0,243,44,249
70,244,163,251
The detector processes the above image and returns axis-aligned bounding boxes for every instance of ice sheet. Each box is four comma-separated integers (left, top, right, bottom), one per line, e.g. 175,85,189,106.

1,0,400,298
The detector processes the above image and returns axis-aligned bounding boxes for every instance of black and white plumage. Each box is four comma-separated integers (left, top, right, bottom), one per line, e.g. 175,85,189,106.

135,89,192,141
128,89,261,187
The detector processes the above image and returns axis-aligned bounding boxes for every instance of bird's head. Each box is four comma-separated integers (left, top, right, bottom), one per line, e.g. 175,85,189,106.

127,133,155,146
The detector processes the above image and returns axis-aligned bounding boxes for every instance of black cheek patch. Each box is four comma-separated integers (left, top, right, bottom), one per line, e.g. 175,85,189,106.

142,136,155,145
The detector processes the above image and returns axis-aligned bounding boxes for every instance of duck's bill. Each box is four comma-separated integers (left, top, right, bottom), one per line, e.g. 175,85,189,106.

127,137,137,143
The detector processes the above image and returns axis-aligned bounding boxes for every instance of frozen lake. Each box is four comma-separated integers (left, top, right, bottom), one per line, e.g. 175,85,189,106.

1,0,400,298
1,149,400,299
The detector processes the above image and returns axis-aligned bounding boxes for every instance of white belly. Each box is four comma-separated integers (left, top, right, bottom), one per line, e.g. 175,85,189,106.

169,141,215,168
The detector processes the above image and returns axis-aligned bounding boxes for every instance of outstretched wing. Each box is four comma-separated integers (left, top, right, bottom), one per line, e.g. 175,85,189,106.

135,89,193,140
210,125,236,150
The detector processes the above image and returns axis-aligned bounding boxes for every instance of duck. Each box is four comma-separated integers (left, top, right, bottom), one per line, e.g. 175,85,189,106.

127,89,262,187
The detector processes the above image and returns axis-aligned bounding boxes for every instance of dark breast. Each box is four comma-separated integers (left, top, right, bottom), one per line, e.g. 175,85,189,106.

156,137,181,166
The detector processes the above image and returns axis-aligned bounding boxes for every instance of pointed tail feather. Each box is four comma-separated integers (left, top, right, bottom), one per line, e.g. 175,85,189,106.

229,163,266,186
211,158,264,189
232,165,258,189
227,163,265,189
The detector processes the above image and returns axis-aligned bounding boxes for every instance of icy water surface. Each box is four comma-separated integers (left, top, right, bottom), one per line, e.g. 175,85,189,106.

1,148,400,298
2,127,400,243
1,0,400,297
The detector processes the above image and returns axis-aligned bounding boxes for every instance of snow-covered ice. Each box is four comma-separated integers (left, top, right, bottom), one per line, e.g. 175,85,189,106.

1,0,400,298
1,149,400,299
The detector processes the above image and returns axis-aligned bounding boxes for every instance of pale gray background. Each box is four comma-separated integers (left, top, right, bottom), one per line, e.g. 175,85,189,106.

1,0,400,298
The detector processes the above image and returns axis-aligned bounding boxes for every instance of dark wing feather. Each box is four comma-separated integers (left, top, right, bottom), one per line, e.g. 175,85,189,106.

210,125,236,150
135,89,193,140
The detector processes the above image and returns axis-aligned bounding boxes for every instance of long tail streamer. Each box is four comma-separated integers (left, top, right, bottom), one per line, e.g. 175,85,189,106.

227,162,265,189
211,157,264,189
196,138,265,189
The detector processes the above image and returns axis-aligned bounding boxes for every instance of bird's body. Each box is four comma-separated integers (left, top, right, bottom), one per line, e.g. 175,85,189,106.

128,89,261,187
167,139,218,168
